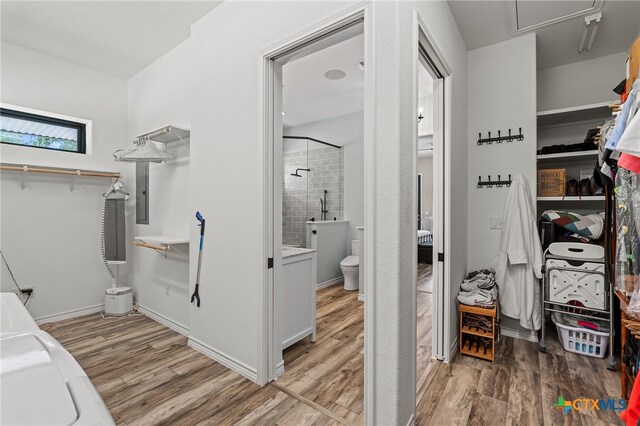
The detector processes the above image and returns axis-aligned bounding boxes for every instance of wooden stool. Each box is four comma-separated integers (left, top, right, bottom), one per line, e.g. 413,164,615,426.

459,303,497,363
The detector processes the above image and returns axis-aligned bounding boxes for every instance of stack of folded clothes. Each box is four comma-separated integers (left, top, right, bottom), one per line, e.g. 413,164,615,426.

457,268,497,307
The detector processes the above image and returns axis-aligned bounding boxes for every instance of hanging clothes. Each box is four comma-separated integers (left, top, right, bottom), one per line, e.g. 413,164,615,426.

624,36,640,101
615,168,640,293
616,105,640,157
492,175,543,330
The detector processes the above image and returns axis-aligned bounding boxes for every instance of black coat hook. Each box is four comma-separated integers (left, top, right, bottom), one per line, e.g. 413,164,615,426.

478,127,525,145
477,174,513,188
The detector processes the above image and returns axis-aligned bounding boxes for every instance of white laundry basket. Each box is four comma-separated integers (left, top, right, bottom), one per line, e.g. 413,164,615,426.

552,312,609,358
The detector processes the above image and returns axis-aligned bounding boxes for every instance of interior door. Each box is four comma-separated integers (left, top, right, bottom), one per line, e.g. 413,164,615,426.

419,42,446,360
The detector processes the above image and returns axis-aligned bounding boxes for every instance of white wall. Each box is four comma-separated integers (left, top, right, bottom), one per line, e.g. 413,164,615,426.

537,52,627,111
127,39,191,333
368,1,468,423
284,111,364,244
188,0,362,384
467,35,537,336
467,34,537,270
0,42,129,321
186,1,467,423
418,94,433,135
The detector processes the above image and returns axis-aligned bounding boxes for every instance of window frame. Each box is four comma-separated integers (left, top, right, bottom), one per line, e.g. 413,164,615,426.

0,107,87,154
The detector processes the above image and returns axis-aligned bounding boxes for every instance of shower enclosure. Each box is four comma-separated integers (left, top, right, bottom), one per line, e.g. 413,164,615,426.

282,136,343,248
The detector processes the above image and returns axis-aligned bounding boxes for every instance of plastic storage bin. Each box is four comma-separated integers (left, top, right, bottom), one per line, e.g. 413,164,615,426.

552,312,609,358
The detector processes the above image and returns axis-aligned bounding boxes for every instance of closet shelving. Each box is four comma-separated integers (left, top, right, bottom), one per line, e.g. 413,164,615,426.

536,102,611,213
137,125,190,147
538,196,606,201
536,150,598,160
133,235,189,257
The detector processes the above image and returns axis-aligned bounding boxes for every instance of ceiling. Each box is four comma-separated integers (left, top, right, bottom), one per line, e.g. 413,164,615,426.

283,33,434,128
448,0,640,69
283,34,365,128
0,1,221,79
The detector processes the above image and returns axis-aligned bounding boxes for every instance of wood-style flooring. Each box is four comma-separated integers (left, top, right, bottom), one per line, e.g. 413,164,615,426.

44,264,623,425
416,329,623,426
418,263,433,294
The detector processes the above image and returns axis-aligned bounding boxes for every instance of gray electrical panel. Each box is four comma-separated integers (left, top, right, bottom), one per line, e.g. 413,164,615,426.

136,162,149,224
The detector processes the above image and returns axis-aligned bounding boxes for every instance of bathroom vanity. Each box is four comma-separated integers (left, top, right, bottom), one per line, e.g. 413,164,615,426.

282,247,317,349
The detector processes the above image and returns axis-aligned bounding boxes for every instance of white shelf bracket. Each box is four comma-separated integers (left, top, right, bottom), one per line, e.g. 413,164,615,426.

171,245,187,256
70,170,81,192
153,248,167,258
20,165,27,190
174,131,190,148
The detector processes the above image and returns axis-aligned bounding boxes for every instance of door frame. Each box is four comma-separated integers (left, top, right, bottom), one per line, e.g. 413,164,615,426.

258,2,368,386
414,11,453,362
258,5,455,423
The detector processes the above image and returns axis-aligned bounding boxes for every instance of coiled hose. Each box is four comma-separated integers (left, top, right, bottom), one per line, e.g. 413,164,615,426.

100,196,115,279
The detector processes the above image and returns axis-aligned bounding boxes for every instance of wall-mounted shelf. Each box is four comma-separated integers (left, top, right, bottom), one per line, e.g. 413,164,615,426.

137,126,190,147
536,102,611,127
537,196,605,201
133,235,188,257
0,162,120,191
536,150,599,160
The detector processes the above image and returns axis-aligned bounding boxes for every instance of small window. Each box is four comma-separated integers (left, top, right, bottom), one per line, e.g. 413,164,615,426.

0,108,86,154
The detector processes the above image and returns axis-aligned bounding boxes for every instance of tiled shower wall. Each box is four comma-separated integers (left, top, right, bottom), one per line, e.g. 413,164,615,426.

283,146,343,247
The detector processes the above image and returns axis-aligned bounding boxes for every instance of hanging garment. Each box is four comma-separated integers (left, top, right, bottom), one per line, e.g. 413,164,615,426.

619,154,640,175
492,175,543,330
615,168,640,292
616,110,640,157
621,369,640,426
604,86,637,151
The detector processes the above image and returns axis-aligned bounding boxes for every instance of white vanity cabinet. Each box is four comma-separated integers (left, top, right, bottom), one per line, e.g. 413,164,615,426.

282,247,317,349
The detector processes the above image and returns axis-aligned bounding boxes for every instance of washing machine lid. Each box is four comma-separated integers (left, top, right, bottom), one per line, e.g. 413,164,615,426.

341,255,359,267
1,334,78,426
0,292,39,337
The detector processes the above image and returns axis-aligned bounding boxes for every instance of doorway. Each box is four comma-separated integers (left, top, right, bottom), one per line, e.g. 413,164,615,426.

261,8,454,422
261,11,365,423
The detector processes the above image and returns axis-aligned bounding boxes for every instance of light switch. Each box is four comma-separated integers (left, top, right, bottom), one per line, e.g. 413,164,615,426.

490,217,503,229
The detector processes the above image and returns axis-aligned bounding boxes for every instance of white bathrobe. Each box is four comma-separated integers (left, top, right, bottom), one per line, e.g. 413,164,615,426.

492,175,543,330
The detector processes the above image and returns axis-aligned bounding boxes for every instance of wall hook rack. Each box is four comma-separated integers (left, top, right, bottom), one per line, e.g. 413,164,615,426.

477,128,524,145
478,174,512,188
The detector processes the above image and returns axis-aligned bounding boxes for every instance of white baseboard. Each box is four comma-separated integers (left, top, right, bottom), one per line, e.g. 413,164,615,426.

406,414,415,426
316,277,343,290
137,305,189,336
500,325,538,343
275,360,284,378
357,293,365,302
34,304,104,325
188,336,258,384
282,327,314,349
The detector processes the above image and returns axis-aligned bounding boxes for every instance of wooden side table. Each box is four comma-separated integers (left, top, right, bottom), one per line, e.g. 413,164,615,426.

459,303,497,363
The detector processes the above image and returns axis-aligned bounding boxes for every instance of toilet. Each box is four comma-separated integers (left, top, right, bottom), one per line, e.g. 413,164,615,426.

340,240,360,291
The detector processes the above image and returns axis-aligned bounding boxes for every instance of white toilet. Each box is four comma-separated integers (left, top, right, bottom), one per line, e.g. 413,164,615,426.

340,240,360,291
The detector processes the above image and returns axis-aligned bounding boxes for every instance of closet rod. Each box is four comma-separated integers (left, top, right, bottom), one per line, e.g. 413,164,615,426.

0,163,120,179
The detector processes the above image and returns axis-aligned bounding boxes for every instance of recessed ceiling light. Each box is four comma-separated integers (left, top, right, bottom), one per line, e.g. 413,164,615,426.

324,69,346,80
282,112,286,116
